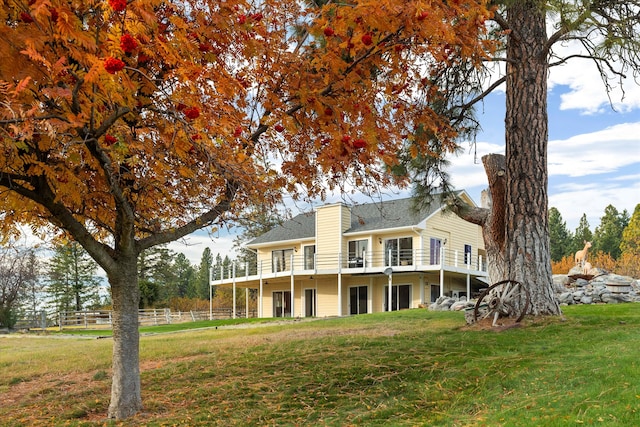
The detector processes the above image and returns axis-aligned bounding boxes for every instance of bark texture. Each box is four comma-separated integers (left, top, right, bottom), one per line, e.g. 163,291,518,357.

107,256,142,419
503,0,560,315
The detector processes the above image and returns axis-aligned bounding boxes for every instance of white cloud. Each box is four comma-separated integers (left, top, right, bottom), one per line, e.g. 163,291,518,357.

548,37,640,114
548,122,640,177
549,180,640,230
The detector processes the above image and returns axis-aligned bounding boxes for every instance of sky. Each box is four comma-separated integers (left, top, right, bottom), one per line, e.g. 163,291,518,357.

169,43,640,266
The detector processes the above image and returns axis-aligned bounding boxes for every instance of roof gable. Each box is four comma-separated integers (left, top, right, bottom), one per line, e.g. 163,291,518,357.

248,192,471,246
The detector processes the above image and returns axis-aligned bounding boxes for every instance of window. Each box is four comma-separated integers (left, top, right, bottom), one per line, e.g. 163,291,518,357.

384,237,413,266
272,249,294,272
429,238,442,265
304,245,316,270
464,244,472,265
348,239,367,267
349,286,368,315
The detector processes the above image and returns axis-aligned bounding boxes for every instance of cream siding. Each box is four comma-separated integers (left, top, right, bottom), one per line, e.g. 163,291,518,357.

316,203,350,264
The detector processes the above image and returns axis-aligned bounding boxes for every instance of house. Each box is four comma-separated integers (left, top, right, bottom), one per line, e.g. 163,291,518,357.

211,191,488,318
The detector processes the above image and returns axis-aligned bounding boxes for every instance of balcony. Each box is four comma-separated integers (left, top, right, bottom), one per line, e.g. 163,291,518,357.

212,248,487,284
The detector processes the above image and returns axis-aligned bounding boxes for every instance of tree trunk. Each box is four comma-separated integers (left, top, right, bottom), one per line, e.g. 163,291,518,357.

503,1,561,315
107,256,142,419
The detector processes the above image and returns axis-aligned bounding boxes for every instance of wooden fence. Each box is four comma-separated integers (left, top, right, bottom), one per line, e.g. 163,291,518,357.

11,308,257,331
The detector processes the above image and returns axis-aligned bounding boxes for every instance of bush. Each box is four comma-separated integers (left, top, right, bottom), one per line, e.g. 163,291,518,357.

0,306,17,329
551,255,575,274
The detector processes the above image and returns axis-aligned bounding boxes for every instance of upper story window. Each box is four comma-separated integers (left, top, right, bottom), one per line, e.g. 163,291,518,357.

272,249,294,273
429,238,442,265
348,239,368,267
384,237,412,266
464,244,472,265
303,245,316,270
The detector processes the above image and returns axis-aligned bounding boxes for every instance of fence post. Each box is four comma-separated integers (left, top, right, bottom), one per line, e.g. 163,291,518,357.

58,312,62,331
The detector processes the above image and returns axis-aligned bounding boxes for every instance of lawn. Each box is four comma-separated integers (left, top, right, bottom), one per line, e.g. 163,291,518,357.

1,304,639,426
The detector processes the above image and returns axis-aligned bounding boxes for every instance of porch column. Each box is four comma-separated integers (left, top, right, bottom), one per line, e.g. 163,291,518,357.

419,275,425,305
246,288,249,319
337,252,342,316
232,261,237,319
290,253,295,317
259,260,263,318
209,267,213,321
388,272,393,312
439,246,445,298
466,274,471,300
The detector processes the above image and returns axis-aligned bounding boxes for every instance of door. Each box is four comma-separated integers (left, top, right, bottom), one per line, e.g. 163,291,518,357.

384,285,411,311
349,286,368,315
273,291,292,317
304,289,316,317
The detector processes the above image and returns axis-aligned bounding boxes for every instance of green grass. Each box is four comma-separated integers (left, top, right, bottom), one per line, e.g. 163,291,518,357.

48,316,277,336
1,304,640,426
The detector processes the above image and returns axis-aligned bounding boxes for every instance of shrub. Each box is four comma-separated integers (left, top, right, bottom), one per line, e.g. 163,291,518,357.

0,306,18,329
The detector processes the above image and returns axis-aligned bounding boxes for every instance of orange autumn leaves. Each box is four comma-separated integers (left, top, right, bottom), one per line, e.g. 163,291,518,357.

0,0,494,241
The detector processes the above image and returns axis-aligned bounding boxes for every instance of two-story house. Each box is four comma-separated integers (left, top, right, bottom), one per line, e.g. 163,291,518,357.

211,191,488,318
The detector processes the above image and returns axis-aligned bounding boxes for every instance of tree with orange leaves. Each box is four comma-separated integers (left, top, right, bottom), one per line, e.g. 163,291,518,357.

0,0,493,419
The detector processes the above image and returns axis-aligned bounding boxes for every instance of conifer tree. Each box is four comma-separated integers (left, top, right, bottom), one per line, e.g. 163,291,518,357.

620,204,640,257
572,214,594,257
593,205,630,259
47,242,101,313
548,207,572,262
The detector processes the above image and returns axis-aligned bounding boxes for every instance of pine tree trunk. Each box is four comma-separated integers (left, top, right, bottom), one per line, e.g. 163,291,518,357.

107,257,142,419
503,1,561,315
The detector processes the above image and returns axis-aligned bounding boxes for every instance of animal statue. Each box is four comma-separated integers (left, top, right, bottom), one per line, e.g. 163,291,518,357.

575,241,592,266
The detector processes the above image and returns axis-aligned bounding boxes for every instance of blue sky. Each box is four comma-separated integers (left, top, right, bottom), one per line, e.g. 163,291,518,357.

171,52,640,265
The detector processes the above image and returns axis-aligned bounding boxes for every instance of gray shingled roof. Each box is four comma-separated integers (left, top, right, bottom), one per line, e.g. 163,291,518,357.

248,196,444,245
249,212,315,245
347,197,440,233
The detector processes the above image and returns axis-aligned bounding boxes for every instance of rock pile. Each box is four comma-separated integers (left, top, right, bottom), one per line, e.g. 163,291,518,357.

427,267,640,312
429,296,475,312
553,266,640,306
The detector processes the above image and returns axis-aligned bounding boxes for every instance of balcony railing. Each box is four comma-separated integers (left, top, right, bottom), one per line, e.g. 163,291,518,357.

212,248,487,282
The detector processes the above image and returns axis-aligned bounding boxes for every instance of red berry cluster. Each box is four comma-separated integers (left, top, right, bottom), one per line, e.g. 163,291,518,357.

183,106,200,120
105,134,118,145
120,34,138,53
104,57,125,74
19,12,34,23
109,0,127,12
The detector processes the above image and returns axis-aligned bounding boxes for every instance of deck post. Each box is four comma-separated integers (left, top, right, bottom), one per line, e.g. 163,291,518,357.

337,253,342,316
232,261,236,319
290,253,295,317
259,260,263,318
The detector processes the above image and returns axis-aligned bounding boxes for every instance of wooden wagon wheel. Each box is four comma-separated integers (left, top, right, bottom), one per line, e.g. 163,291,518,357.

473,279,530,326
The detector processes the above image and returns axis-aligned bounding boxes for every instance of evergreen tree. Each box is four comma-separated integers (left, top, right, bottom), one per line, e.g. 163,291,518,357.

233,205,285,275
593,205,629,259
195,248,214,300
173,253,197,298
620,204,640,256
571,214,594,256
137,245,176,308
548,207,572,262
47,242,101,313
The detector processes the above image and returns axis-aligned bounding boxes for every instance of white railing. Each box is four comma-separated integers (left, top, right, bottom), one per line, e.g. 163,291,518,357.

213,248,486,282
